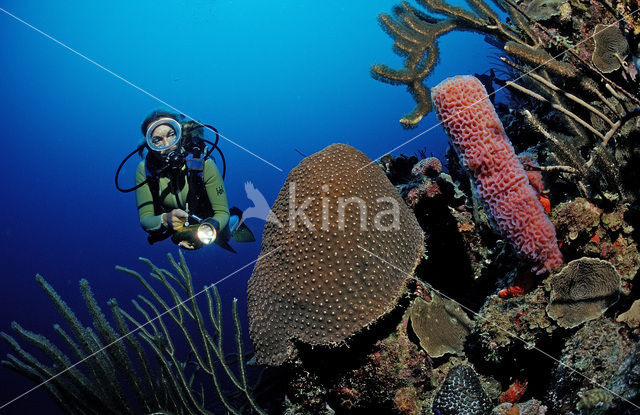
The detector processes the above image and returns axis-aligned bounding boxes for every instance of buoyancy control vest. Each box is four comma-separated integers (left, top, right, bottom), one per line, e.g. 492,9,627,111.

144,151,215,219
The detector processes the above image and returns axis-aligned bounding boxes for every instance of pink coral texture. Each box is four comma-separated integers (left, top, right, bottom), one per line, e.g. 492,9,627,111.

431,75,563,273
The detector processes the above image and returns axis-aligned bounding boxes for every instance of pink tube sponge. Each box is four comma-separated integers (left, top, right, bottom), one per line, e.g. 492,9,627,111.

431,75,563,274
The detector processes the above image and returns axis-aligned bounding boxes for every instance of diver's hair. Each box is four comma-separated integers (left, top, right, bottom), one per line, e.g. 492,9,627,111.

140,109,186,136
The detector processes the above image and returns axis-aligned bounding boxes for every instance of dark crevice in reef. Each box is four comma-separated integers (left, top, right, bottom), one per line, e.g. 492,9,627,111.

413,191,496,312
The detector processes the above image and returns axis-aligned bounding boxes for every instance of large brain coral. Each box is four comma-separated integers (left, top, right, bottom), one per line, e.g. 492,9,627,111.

247,143,424,366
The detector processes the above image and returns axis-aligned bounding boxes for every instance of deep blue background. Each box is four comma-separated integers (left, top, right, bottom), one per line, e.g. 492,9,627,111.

0,0,496,412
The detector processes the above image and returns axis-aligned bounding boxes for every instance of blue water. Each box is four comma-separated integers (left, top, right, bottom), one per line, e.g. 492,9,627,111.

0,0,496,413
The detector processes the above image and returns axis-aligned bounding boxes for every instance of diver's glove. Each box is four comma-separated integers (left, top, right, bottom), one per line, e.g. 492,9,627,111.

163,209,189,231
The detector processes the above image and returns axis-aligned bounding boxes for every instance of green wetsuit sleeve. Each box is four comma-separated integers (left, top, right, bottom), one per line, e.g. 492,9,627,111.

203,159,229,230
135,161,164,232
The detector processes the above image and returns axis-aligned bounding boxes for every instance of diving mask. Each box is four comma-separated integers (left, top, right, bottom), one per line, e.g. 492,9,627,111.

145,118,182,152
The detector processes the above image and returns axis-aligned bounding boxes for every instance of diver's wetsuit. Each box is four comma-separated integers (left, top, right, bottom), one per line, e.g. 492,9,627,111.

135,159,229,234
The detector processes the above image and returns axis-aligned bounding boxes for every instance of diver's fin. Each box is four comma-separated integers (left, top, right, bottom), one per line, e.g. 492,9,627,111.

215,237,237,253
229,206,243,219
232,221,255,242
229,206,256,242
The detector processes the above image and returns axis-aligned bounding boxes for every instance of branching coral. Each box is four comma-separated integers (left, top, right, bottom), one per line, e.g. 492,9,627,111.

1,252,264,415
373,0,640,200
371,0,528,127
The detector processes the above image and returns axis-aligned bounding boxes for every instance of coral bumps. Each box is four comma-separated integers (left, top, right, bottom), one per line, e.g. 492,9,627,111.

432,365,492,415
247,144,424,365
431,75,563,274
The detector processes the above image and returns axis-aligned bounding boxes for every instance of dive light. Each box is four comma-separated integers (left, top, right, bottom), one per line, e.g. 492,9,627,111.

172,214,218,248
196,220,217,245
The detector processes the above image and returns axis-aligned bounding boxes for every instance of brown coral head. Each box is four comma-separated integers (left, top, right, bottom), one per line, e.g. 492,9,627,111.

546,257,621,329
616,299,640,328
410,295,473,358
247,143,424,366
263,148,416,234
524,0,568,22
592,24,629,73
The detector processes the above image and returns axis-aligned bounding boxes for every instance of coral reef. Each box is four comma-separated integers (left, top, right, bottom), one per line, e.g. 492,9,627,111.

247,143,424,366
241,0,640,406
472,286,554,364
1,252,263,415
410,294,473,358
545,257,621,328
546,318,633,413
493,399,547,414
551,198,639,294
269,141,640,413
431,75,563,274
432,365,493,415
284,299,432,414
374,0,640,201
617,299,640,328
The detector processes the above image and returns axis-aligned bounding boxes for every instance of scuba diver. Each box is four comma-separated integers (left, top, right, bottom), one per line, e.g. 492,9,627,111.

115,109,254,251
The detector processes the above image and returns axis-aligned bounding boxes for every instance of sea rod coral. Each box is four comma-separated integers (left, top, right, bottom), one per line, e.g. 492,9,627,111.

1,252,263,415
431,75,563,274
